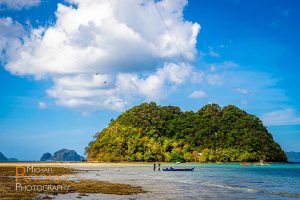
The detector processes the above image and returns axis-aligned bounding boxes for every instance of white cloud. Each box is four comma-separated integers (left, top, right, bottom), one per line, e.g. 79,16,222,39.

208,47,220,58
261,108,300,126
221,61,239,69
206,74,223,86
47,62,198,111
38,101,47,109
0,0,40,10
0,18,25,64
1,0,200,111
4,0,200,77
236,87,249,95
189,90,207,99
206,61,238,73
209,64,217,72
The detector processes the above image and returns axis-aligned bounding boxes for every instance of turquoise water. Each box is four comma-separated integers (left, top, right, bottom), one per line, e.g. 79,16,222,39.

181,164,300,199
57,163,300,199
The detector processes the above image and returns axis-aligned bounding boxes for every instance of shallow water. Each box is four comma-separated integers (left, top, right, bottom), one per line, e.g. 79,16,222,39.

54,163,300,199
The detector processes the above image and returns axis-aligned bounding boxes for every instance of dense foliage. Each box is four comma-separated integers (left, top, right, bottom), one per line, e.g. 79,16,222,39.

86,103,287,162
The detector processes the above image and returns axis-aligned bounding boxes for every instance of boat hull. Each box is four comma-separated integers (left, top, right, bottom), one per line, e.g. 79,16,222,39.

162,167,195,171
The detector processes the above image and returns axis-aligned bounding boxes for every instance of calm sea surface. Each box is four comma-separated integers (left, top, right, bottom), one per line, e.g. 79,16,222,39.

55,163,300,200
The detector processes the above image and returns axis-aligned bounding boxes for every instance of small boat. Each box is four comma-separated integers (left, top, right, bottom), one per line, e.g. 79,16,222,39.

162,167,195,171
253,160,271,166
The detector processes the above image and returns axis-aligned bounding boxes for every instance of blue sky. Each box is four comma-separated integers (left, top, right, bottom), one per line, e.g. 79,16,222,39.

0,0,299,160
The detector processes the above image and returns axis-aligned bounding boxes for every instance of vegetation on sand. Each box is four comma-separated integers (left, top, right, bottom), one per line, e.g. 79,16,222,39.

0,166,146,199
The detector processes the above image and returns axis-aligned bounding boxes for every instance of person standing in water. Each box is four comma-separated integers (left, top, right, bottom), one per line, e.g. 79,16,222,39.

153,163,156,171
158,163,161,171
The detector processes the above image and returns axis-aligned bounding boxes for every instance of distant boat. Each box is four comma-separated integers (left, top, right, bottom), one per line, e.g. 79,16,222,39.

253,160,271,166
162,167,195,171
253,163,270,166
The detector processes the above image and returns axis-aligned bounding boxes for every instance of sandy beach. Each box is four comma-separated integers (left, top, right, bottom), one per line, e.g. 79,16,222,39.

0,162,150,199
1,162,300,199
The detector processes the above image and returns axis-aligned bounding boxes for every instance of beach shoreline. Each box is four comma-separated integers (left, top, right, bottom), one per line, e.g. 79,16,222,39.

1,161,299,199
0,160,290,167
0,163,147,199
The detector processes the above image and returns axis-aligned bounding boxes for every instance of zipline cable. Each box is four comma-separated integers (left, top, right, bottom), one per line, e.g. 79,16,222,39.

153,0,188,64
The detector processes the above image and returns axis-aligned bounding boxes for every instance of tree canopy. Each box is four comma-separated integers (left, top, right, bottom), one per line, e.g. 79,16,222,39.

86,102,287,162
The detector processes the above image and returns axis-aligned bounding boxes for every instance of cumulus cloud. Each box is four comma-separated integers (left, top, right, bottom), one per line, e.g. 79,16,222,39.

116,63,195,100
1,0,200,111
4,0,200,77
261,108,300,126
189,90,207,99
0,0,40,10
0,18,25,64
47,63,198,111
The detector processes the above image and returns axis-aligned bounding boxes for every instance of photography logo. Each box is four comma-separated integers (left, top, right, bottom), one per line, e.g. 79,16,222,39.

15,166,71,192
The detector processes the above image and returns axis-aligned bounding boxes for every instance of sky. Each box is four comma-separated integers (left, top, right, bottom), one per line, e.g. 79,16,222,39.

0,0,299,161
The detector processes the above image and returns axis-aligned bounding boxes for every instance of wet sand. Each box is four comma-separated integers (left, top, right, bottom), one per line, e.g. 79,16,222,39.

0,162,148,199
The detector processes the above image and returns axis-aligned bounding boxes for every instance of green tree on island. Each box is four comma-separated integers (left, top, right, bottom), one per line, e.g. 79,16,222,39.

86,102,287,162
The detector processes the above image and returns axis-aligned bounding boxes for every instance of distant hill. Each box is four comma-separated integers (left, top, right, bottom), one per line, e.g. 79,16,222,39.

40,152,53,161
0,152,8,162
40,149,85,161
0,152,17,162
7,158,18,162
286,152,300,163
86,102,287,162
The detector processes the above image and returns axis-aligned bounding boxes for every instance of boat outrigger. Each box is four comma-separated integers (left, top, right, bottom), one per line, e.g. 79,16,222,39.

162,167,195,171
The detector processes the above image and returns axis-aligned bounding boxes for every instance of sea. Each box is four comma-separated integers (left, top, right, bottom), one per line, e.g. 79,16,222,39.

54,163,300,200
